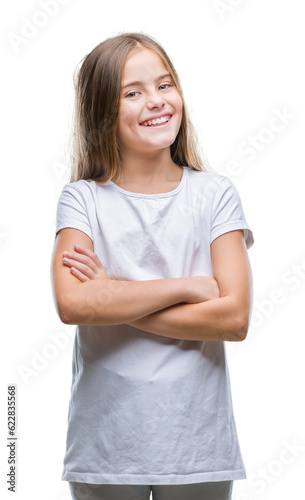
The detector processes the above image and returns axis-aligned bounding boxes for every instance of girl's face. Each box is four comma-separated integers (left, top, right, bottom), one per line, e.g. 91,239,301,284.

117,48,183,158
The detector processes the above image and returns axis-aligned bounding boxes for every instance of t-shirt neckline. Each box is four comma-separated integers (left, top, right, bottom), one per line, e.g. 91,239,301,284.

106,166,187,198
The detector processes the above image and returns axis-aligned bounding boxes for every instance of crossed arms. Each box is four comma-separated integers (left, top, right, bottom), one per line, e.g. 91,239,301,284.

51,227,253,342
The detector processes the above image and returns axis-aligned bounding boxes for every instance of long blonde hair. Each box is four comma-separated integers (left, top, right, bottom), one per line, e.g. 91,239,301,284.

69,32,212,183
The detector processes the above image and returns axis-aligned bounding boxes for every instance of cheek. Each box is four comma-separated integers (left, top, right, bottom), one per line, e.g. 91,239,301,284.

173,100,183,132
119,102,139,126
117,108,142,147
170,92,183,122
175,94,184,116
117,111,133,141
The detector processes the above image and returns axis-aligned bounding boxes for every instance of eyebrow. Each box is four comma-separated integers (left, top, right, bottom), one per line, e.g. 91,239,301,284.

122,73,173,90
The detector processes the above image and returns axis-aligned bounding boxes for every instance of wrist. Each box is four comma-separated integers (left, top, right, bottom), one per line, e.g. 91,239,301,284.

175,277,190,304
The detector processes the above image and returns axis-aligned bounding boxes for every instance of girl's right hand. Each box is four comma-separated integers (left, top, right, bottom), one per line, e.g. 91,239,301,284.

184,276,220,303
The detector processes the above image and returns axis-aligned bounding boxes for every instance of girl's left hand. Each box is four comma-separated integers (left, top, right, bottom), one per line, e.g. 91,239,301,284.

62,245,110,283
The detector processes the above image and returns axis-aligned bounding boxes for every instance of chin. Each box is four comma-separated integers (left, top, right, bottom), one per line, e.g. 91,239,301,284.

146,133,178,149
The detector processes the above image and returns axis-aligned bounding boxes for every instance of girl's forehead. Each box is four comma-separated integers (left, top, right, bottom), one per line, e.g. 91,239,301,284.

123,48,169,77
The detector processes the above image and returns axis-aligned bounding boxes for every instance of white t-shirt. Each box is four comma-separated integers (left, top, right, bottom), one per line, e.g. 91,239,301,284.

55,165,254,485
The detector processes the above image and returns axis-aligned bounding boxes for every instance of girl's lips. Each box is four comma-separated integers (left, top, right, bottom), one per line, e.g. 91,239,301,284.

140,115,172,128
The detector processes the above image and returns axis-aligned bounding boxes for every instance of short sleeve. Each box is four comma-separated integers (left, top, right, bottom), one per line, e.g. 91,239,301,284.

55,183,93,240
210,176,254,249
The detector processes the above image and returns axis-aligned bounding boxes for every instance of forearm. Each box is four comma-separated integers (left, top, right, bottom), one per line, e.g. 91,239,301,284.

63,277,187,326
127,296,249,342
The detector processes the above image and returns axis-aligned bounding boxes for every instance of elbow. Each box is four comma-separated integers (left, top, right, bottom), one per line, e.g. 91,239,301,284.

56,295,78,325
234,314,249,342
222,299,250,342
56,291,102,326
59,309,75,325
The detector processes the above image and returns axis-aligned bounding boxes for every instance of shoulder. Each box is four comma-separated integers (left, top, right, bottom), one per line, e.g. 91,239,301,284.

186,166,229,186
58,179,101,204
185,167,233,198
61,179,96,194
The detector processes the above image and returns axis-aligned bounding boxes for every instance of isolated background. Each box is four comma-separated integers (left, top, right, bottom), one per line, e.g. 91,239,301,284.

1,0,304,499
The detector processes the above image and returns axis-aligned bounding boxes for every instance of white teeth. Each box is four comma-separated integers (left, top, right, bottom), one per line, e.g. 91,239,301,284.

142,115,170,127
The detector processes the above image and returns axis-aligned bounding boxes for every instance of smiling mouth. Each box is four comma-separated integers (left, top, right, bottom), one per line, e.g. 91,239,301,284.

140,114,172,127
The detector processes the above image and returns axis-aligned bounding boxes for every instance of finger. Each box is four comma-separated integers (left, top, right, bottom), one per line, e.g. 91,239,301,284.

74,245,103,269
74,245,104,269
70,266,90,283
63,251,100,274
62,257,96,280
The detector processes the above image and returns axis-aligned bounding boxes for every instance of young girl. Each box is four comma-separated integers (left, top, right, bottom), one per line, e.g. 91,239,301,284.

51,32,254,500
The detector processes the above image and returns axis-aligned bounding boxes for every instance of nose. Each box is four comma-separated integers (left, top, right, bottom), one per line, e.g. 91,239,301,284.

145,89,166,110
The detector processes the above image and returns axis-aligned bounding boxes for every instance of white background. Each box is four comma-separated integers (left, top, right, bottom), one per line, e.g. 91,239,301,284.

1,0,304,499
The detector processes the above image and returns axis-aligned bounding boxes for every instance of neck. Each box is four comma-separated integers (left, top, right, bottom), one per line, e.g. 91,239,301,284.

118,148,181,185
